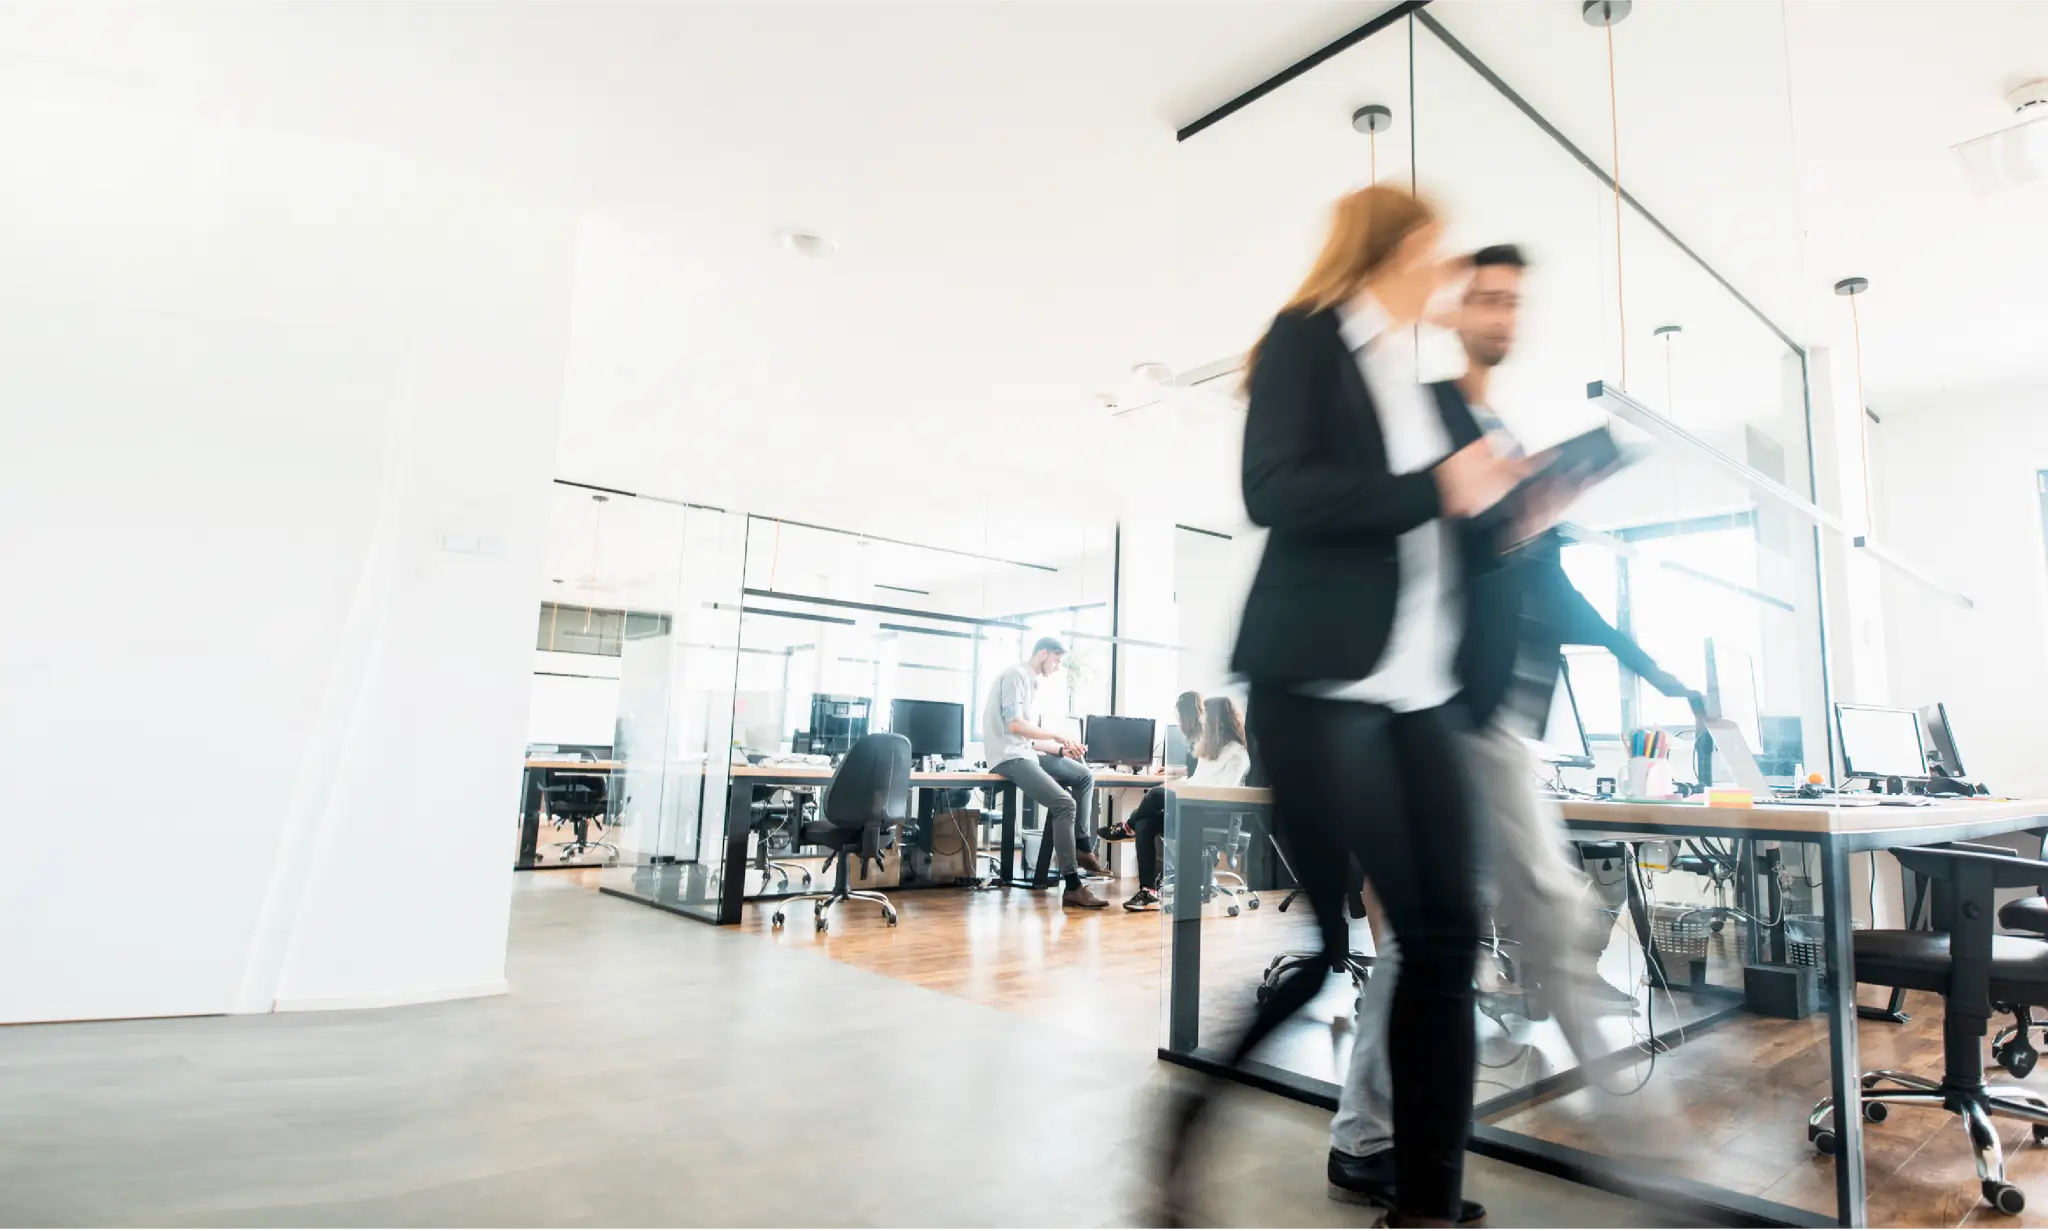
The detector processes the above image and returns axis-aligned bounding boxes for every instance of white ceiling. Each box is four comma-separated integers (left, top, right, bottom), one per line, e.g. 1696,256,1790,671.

8,0,2042,536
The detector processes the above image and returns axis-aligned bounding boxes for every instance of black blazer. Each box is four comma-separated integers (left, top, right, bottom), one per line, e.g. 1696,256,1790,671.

1230,308,1495,685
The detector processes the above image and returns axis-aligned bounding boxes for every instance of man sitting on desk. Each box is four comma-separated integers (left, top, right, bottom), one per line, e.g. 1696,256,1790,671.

1328,244,1701,1206
984,637,1110,910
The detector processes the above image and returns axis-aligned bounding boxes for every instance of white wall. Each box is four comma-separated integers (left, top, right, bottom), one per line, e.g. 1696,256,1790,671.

1871,389,2048,798
0,82,575,1019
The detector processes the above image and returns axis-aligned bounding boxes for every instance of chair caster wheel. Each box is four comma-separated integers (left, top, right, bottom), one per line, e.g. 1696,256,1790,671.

1255,983,1272,1005
2001,1044,2039,1078
1226,905,1240,917
1709,918,1725,934
2034,1123,2048,1146
814,915,829,934
1984,1181,2026,1215
884,910,898,927
1863,1102,1888,1123
771,912,785,929
1812,1129,1837,1156
1246,897,1260,910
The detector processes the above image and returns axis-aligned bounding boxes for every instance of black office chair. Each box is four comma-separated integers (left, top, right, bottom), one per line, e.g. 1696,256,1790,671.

543,776,617,862
1806,843,2048,1215
1985,888,2048,1076
771,733,911,934
1258,835,1371,1007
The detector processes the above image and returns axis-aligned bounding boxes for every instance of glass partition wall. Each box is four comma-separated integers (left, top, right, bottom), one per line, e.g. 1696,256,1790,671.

584,510,1141,922
1164,5,1848,1225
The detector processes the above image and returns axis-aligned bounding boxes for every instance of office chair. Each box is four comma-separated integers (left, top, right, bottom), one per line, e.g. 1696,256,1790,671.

543,776,617,862
1806,842,2048,1215
1257,835,1372,1007
771,733,911,933
749,788,815,895
1198,814,1259,916
1990,892,2048,1076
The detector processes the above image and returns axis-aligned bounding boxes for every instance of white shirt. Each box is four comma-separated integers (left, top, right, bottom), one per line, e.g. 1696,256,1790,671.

1314,295,1463,712
981,662,1041,766
1187,740,1252,788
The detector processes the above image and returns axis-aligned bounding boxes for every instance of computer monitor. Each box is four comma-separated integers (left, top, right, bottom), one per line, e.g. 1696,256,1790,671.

1705,640,1761,755
1758,715,1806,778
1919,703,1967,777
890,698,964,760
1083,715,1156,768
807,693,870,756
1836,703,1928,780
1165,723,1193,775
1527,657,1594,769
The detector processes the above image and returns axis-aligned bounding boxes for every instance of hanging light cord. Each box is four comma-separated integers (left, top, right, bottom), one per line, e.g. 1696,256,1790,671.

1850,294,1875,529
1371,129,1378,182
1607,23,1627,389
584,500,605,633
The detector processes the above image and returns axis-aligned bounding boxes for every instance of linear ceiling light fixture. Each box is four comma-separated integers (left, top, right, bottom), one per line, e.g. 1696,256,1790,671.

1588,380,1973,609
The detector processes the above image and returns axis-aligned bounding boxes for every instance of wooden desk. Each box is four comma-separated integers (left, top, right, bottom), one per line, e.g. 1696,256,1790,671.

1161,785,2048,1227
717,763,1165,922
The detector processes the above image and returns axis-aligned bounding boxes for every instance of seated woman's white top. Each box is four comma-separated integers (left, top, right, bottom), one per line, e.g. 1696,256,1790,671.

1187,741,1251,788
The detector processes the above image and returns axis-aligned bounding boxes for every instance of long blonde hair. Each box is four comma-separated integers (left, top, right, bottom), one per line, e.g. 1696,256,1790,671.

1243,184,1437,386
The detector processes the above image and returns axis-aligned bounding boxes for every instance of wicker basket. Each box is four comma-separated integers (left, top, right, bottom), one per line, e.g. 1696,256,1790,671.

1650,903,1714,963
1785,913,1826,968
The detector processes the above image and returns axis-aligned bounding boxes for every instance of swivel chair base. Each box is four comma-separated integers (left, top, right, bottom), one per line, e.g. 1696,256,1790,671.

1993,1007,2048,1078
1200,871,1260,917
772,887,896,933
1810,1072,2048,1214
550,841,620,861
756,861,814,895
771,849,897,932
1257,950,1371,1012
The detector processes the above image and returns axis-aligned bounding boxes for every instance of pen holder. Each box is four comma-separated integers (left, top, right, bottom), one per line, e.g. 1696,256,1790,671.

1624,756,1672,798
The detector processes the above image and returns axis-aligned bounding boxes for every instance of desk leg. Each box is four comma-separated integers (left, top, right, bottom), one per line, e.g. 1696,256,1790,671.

517,768,544,870
998,784,1018,885
1167,791,1203,1054
1862,870,1926,1024
1625,843,1673,990
717,785,753,925
1821,838,1868,1227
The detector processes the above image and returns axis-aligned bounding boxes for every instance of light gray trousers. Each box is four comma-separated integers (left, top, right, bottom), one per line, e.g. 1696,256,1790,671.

1332,722,1655,1156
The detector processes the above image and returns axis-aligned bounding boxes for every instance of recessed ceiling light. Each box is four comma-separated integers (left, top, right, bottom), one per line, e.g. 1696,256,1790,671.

777,230,837,259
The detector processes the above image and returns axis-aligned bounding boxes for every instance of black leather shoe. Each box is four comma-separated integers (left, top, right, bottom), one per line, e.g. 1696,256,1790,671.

1327,1149,1486,1224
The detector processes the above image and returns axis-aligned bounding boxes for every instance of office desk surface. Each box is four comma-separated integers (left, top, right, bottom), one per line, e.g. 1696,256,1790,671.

1171,783,2048,837
732,765,1164,788
525,758,625,772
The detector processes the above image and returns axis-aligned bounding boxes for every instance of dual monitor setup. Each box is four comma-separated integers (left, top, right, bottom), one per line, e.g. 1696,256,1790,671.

1835,700,1979,794
781,692,1160,769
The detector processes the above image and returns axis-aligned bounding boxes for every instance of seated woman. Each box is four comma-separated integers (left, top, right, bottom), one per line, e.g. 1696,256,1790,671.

1121,695,1250,912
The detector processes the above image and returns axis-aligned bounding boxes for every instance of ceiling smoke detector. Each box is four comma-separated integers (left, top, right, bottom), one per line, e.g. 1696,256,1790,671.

1952,79,2048,198
777,230,837,258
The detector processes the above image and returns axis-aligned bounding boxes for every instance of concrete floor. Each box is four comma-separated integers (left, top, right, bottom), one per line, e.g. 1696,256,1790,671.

0,876,1674,1227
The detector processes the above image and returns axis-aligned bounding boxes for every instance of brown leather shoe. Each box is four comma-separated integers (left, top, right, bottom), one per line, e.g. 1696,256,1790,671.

1062,885,1110,909
1075,850,1113,878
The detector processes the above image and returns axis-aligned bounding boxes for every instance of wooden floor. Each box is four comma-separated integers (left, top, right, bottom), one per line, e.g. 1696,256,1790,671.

724,868,2048,1229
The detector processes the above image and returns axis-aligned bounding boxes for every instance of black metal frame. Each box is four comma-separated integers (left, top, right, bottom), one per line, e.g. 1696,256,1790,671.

1160,789,2048,1228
